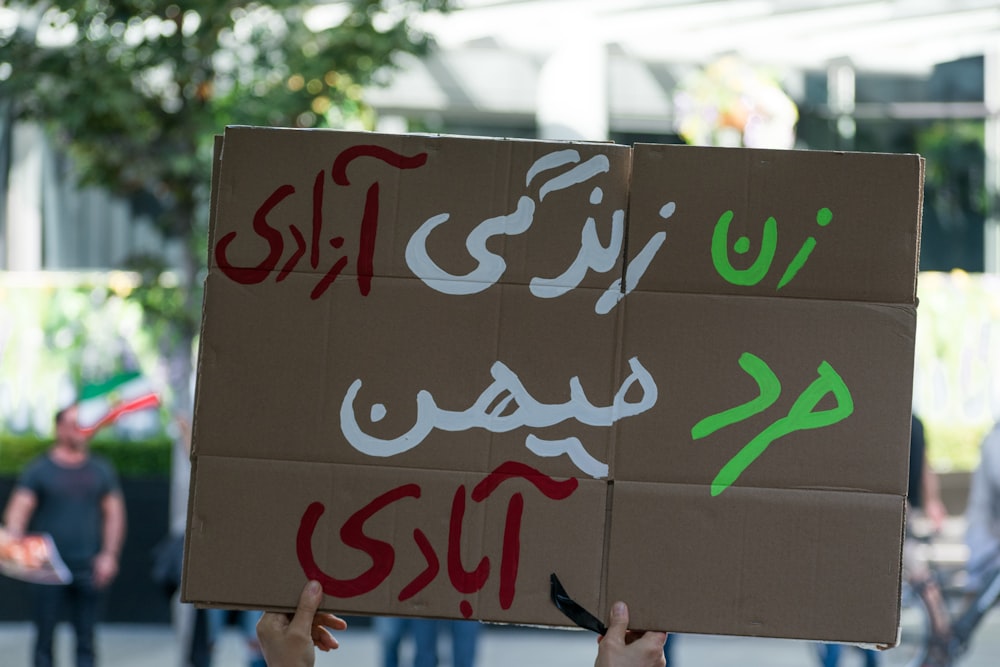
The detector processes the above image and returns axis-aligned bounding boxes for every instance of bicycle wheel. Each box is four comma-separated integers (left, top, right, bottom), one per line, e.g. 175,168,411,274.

881,579,931,667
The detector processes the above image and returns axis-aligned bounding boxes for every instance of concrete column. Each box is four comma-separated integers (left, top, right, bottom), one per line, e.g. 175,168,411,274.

6,122,44,270
826,58,856,151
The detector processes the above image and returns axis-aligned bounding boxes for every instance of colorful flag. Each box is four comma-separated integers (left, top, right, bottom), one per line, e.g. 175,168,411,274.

77,370,161,436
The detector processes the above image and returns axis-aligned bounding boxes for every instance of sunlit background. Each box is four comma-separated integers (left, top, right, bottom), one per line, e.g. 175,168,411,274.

3,0,998,465
1,1,999,665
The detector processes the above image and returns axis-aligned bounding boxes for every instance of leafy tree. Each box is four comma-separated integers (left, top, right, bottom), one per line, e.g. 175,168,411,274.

0,0,450,412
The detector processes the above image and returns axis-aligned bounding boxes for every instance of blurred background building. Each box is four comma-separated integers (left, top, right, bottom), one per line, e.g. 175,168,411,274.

3,0,999,275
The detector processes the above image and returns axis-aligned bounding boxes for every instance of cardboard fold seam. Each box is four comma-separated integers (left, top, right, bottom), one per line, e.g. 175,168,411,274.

601,477,907,499
599,479,615,624
187,454,908,499
622,288,918,309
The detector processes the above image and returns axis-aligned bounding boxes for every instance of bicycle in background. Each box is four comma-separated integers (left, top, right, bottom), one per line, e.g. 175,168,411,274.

885,529,1000,667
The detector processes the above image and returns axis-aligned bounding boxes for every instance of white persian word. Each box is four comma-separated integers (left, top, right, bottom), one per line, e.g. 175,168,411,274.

405,149,671,315
340,357,659,478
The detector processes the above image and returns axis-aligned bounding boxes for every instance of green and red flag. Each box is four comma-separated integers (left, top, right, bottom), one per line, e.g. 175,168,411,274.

77,371,160,436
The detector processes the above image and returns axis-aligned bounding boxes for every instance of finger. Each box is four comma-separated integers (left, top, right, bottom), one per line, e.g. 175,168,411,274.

312,624,339,651
314,611,348,631
311,613,345,650
604,601,630,644
289,581,323,635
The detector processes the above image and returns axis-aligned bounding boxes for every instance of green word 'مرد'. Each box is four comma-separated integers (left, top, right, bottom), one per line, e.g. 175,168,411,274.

711,207,833,289
692,351,854,496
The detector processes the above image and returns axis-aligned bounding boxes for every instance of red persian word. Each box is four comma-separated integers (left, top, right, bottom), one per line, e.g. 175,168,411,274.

214,145,428,299
296,461,578,618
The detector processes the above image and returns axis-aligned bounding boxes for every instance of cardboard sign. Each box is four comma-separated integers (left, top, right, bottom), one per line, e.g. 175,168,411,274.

183,127,924,645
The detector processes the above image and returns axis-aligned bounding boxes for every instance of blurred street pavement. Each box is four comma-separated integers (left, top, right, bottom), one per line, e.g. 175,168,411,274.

0,610,998,667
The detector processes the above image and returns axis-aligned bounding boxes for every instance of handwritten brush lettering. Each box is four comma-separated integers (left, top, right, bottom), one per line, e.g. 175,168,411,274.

597,201,675,314
296,484,421,598
296,461,578,617
692,352,854,496
214,144,428,299
406,149,664,314
340,357,658,478
711,207,833,289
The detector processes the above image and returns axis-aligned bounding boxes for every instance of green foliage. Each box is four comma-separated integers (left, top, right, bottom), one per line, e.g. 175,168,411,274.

0,0,452,410
925,419,991,473
0,0,452,265
118,254,201,350
0,434,172,477
916,121,987,232
0,276,172,433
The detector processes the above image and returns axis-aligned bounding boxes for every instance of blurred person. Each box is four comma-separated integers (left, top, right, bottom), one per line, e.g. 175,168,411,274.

907,415,948,531
411,618,480,667
239,610,267,667
964,421,1000,593
184,607,226,667
168,415,227,667
815,644,876,667
2,403,126,667
374,616,412,667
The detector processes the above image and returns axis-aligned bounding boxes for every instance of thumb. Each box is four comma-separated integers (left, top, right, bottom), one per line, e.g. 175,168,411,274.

604,601,629,643
290,580,323,633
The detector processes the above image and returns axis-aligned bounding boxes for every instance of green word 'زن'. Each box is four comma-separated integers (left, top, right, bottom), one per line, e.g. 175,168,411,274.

711,207,833,289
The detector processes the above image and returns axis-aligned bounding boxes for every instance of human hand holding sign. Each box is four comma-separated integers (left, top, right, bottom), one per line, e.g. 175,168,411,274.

257,580,347,667
595,601,667,667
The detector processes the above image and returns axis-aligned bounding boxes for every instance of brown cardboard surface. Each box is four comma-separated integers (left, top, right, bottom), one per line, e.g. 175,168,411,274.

186,456,606,625
185,127,923,644
614,292,916,491
606,482,905,642
627,144,922,303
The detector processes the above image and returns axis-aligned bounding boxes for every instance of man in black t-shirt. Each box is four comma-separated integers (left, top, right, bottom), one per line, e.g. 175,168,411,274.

3,404,126,667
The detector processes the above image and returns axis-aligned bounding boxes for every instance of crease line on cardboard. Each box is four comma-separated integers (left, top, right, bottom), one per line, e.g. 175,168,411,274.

599,478,615,627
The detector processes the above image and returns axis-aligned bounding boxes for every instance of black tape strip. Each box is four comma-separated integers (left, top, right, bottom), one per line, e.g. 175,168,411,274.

549,572,607,635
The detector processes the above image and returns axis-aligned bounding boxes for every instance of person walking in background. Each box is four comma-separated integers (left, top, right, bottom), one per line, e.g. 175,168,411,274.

374,616,412,667
964,421,1000,593
907,414,948,531
411,618,481,667
2,403,127,667
239,610,267,667
166,415,227,667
